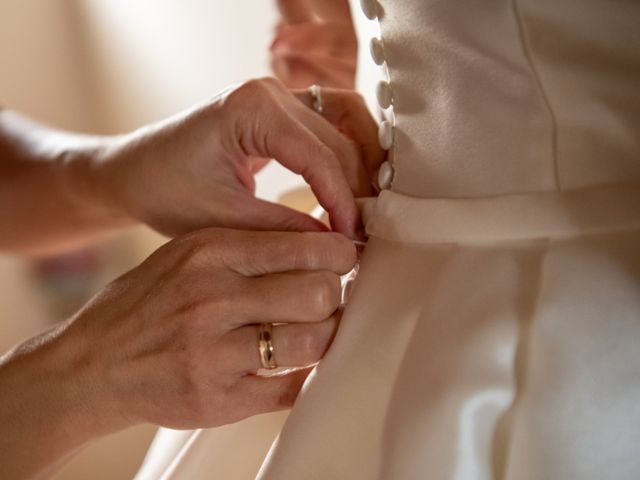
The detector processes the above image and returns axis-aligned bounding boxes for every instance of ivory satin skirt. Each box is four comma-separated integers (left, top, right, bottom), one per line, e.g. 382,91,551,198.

137,183,640,480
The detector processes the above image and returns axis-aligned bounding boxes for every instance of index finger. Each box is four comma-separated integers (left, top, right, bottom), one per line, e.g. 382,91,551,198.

267,108,362,237
222,230,357,277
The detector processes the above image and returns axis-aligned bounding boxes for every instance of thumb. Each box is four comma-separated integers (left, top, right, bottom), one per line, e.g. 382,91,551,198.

238,196,329,233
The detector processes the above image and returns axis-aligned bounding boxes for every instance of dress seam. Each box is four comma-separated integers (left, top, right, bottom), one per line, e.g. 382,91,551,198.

511,0,561,191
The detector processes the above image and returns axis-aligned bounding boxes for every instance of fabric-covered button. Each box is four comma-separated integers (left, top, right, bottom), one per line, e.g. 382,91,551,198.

376,80,393,109
369,37,386,65
378,120,394,150
360,0,380,20
377,161,395,190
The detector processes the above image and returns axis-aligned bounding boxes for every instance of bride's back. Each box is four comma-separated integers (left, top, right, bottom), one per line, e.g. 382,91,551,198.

355,0,640,198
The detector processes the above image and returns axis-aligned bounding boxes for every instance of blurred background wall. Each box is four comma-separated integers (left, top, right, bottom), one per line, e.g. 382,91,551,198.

0,1,304,478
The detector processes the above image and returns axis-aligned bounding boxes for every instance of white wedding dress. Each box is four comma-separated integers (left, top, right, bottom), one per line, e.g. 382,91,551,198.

136,0,640,478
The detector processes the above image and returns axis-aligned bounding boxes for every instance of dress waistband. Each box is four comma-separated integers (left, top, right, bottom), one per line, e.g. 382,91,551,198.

359,183,640,245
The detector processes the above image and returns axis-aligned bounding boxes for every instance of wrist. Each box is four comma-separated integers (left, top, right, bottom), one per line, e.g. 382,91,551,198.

0,323,129,478
57,135,136,229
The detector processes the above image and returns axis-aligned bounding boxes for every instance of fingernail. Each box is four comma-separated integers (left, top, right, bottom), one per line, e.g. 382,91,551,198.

352,239,366,257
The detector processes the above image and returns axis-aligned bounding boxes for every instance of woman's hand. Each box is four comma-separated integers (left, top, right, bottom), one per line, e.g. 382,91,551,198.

69,78,382,241
271,0,357,89
0,76,381,255
0,228,356,479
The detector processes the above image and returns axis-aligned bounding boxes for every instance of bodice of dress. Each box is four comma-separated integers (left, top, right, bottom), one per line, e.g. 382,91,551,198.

353,0,640,199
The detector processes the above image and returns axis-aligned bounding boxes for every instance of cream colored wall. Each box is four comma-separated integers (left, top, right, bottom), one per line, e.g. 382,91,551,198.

0,0,96,130
0,1,304,479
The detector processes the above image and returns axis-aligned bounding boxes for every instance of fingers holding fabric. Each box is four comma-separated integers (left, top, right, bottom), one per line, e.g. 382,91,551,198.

226,313,341,373
259,106,361,236
237,271,342,327
219,78,380,237
218,229,357,277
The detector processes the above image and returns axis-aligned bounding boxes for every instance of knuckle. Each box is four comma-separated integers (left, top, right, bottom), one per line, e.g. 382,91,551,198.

173,233,220,268
235,77,280,102
174,229,210,250
240,78,266,95
186,241,215,266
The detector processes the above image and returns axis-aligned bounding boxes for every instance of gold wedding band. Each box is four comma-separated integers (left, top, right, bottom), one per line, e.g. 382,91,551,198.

258,323,277,370
309,84,324,115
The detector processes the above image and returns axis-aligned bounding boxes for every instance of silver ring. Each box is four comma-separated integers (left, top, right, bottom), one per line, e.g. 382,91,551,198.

309,84,324,115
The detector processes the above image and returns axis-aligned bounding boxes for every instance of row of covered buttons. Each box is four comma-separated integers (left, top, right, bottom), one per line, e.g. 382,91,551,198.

361,0,395,190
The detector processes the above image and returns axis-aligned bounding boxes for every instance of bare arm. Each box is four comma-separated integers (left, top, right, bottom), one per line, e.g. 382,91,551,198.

0,229,355,479
0,110,132,255
0,78,382,256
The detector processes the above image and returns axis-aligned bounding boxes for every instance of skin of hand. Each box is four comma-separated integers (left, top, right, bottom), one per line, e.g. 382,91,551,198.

0,228,356,479
271,0,357,89
80,77,380,237
0,77,383,255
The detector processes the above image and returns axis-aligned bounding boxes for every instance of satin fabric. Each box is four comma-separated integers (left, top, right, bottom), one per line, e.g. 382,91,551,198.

258,186,640,480
378,0,640,198
136,0,640,478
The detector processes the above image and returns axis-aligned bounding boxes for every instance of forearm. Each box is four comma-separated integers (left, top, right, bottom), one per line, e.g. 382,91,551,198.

0,110,134,256
0,324,125,479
